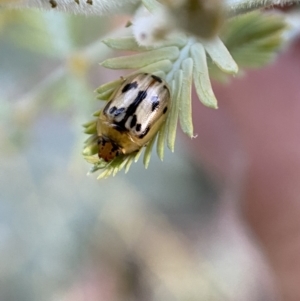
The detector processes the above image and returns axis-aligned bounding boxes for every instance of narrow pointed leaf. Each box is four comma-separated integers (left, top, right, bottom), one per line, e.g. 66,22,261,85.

143,135,157,169
84,122,97,134
101,46,179,69
157,122,166,161
134,60,173,74
134,147,144,163
102,36,140,51
125,156,135,173
93,110,102,117
103,35,188,51
82,119,96,128
191,43,218,109
96,78,123,94
202,37,238,74
179,58,194,137
97,88,115,101
167,71,182,151
84,134,98,145
82,143,98,156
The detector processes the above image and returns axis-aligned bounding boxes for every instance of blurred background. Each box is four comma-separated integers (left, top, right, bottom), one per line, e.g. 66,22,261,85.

0,8,290,301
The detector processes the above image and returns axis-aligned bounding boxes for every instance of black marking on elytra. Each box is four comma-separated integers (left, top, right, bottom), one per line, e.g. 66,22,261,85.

108,106,126,117
126,90,147,116
112,124,127,133
139,126,150,139
86,0,93,4
115,107,125,116
109,106,117,114
74,0,80,4
136,123,141,132
122,81,138,93
151,75,162,83
115,90,147,130
49,0,57,8
163,106,168,114
130,115,137,128
151,97,159,111
114,107,125,117
163,85,168,89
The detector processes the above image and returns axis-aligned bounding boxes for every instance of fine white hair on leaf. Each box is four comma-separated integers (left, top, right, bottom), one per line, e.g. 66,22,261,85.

1,0,141,15
226,0,300,9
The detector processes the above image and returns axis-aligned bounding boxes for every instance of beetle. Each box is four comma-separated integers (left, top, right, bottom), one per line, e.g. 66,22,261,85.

97,73,170,161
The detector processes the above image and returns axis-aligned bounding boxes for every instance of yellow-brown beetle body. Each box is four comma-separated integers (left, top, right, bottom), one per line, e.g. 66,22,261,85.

97,73,170,162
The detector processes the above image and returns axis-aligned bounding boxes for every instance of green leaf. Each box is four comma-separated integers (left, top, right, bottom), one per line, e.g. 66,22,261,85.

223,11,286,69
96,88,115,101
191,43,218,109
101,46,180,69
103,35,188,51
167,71,182,152
96,78,123,94
202,37,238,74
143,135,157,169
84,122,97,134
134,60,173,74
179,58,194,137
102,36,141,51
156,121,167,161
